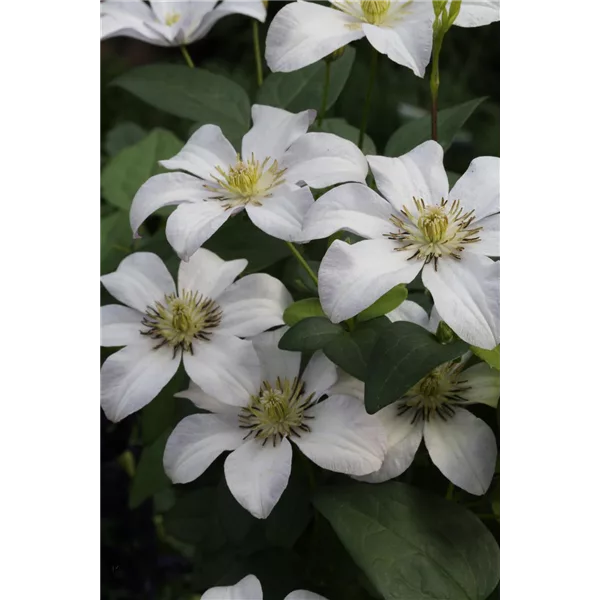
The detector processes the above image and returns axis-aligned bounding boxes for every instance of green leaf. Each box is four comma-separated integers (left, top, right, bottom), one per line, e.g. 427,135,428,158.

128,430,171,509
365,321,469,414
104,122,147,156
315,118,376,155
283,298,325,326
314,483,500,600
113,65,251,147
323,318,390,381
357,284,408,322
101,128,183,211
100,210,134,275
384,97,487,157
258,48,356,113
282,257,320,296
278,317,344,352
470,344,500,370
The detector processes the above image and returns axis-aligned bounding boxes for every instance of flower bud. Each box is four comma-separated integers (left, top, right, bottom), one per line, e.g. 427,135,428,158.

436,320,455,345
325,46,346,63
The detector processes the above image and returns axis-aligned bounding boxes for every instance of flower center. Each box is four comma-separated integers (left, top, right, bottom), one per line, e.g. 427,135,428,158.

238,377,314,446
360,0,391,23
141,290,222,356
205,153,287,210
164,12,181,26
385,197,482,270
398,362,471,423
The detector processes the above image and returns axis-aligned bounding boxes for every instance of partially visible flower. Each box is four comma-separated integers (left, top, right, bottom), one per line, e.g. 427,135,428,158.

203,574,328,600
101,249,292,421
453,0,499,28
164,329,385,518
130,104,368,260
100,0,267,46
265,0,434,76
301,140,500,349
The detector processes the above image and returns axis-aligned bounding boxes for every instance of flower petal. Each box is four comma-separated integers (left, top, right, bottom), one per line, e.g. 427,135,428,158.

460,362,500,407
130,172,214,239
422,253,499,349
166,201,234,261
163,413,244,484
217,274,292,337
449,156,499,219
326,371,365,400
252,328,301,385
454,0,500,28
386,300,430,328
242,105,315,163
470,213,499,257
101,339,179,422
160,124,237,180
282,133,368,189
224,438,293,519
285,592,328,600
318,239,423,323
367,141,448,212
174,382,239,416
294,395,385,476
101,252,176,313
265,1,365,72
246,184,314,242
302,352,338,399
203,574,263,600
177,247,247,298
183,334,262,407
101,304,143,347
101,0,164,44
424,407,497,495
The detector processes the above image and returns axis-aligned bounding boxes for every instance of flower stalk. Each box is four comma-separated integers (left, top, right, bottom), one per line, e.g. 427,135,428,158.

285,241,318,286
359,46,379,150
317,60,331,127
180,44,195,69
253,20,264,86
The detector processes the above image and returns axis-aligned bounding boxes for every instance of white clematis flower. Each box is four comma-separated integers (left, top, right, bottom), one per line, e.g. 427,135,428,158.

301,140,500,349
454,0,499,28
130,104,368,260
164,328,386,518
203,574,328,600
334,304,499,495
101,249,292,422
101,0,267,46
265,0,434,76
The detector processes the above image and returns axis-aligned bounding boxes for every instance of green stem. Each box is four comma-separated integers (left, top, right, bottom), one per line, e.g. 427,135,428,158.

317,60,331,126
429,31,445,141
180,45,195,69
285,241,318,286
445,482,454,501
252,20,264,87
358,47,378,150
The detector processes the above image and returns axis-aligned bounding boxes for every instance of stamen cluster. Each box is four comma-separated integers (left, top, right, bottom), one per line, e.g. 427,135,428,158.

164,12,181,26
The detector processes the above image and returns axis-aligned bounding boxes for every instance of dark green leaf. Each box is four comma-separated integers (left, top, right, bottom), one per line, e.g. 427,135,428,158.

217,477,256,545
385,97,487,156
100,210,134,275
283,298,325,326
278,317,344,352
113,65,250,147
470,345,500,370
315,118,376,155
258,48,356,113
357,284,408,322
314,483,500,600
282,257,320,296
104,122,147,156
365,321,469,413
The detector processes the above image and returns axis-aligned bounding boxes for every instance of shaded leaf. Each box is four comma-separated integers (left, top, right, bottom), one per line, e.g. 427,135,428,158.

100,210,135,275
104,122,147,156
279,317,344,352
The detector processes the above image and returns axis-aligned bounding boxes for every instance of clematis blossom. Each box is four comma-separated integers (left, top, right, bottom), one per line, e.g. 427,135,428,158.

453,0,499,28
203,574,328,600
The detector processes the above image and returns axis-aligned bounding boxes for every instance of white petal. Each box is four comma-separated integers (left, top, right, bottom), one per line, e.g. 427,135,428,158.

130,172,214,239
242,105,315,163
424,407,497,495
318,239,423,323
174,382,239,416
422,253,499,349
294,395,385,476
282,133,368,189
265,1,365,72
163,413,244,484
357,405,423,483
386,300,430,328
101,1,165,44
177,247,247,298
252,328,301,384
285,592,328,600
101,304,143,347
449,156,499,219
100,252,176,313
217,274,292,337
367,141,448,212
454,0,500,28
101,339,179,423
362,1,434,77
470,213,499,257
160,124,237,180
460,363,500,407
166,201,234,261
302,352,338,399
246,185,314,242
183,334,262,407
203,574,263,600
224,438,293,519
326,371,365,400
